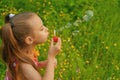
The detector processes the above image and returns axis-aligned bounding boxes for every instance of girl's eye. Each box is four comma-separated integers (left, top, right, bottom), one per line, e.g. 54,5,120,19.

40,28,44,31
40,26,44,31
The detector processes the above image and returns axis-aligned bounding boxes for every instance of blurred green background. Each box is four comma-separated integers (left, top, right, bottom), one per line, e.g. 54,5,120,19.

0,0,120,80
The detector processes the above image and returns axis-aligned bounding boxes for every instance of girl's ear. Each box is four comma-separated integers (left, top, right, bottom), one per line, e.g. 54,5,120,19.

25,36,33,45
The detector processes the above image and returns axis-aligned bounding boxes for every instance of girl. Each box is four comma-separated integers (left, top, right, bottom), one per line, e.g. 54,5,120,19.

1,12,61,80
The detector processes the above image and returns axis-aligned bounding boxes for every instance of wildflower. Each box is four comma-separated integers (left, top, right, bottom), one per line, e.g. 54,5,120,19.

86,60,90,64
43,10,46,13
70,12,74,14
63,39,66,42
105,46,109,50
62,68,65,71
76,68,80,73
95,65,98,69
59,72,63,78
44,48,47,51
113,43,117,46
115,65,119,70
29,0,32,2
43,3,45,7
71,45,75,49
60,13,64,17
70,64,72,68
67,38,71,42
48,1,51,5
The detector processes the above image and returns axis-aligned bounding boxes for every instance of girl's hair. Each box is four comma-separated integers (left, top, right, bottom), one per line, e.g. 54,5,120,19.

1,12,38,80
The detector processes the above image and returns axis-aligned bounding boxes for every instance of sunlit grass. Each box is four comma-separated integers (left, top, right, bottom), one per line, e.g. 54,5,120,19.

0,0,120,80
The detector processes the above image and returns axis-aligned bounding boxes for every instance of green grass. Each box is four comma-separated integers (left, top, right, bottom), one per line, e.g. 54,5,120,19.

0,0,120,80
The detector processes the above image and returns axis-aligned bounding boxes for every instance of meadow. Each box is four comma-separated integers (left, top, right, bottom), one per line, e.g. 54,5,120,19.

0,0,120,80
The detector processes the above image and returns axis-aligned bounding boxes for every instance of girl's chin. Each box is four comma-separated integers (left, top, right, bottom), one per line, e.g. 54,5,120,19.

41,38,48,43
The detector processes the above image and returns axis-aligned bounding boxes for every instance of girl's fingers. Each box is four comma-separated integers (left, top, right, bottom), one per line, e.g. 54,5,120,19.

56,38,61,46
50,38,54,46
56,38,61,49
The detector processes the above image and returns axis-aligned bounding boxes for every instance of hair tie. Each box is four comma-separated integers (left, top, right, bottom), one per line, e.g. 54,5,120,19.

9,20,14,28
9,14,15,19
8,14,15,28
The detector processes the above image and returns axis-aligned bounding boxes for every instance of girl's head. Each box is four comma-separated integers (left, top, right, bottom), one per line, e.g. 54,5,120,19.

1,12,48,79
3,12,48,47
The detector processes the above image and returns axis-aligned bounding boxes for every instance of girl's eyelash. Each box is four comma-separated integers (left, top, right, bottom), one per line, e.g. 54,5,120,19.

40,27,44,30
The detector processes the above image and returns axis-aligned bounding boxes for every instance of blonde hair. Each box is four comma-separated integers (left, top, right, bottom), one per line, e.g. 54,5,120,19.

1,12,38,80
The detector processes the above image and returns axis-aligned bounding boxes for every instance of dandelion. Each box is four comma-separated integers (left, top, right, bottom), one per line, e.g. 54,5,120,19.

105,46,109,50
29,0,32,2
70,12,74,14
59,72,63,78
97,77,101,80
113,43,117,46
70,64,73,68
60,13,64,17
112,76,115,80
63,39,66,42
102,41,105,44
59,27,64,31
71,45,75,49
86,60,90,64
67,38,71,42
47,39,50,43
95,65,98,69
48,1,51,5
43,3,45,7
44,48,47,51
62,68,65,71
115,65,119,70
43,10,46,13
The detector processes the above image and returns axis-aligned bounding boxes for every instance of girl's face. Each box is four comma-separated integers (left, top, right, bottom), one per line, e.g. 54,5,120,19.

29,15,49,44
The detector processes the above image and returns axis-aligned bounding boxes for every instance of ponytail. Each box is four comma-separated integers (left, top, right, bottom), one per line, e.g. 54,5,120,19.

1,13,38,80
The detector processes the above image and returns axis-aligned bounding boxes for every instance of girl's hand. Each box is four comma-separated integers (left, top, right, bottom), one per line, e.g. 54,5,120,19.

38,59,57,68
38,60,48,68
48,38,61,58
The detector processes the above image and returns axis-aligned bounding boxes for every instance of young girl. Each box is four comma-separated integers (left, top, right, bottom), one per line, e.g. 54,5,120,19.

1,12,61,80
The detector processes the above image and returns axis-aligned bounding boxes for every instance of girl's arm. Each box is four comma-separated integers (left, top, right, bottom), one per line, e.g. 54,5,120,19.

38,60,48,68
42,38,61,80
19,59,56,80
38,59,57,68
20,38,61,80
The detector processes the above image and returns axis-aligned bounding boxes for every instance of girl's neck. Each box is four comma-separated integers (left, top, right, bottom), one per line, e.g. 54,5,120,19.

21,45,35,60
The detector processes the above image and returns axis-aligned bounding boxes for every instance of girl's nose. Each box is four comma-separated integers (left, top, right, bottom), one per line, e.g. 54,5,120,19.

44,26,48,31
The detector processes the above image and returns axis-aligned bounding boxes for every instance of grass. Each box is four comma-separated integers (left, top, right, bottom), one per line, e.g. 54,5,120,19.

0,0,120,80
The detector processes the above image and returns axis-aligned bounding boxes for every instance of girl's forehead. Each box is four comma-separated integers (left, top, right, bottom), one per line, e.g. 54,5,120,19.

29,15,43,26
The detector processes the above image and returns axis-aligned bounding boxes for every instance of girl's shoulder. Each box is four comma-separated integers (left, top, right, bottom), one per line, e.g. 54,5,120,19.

18,62,42,80
19,62,33,70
